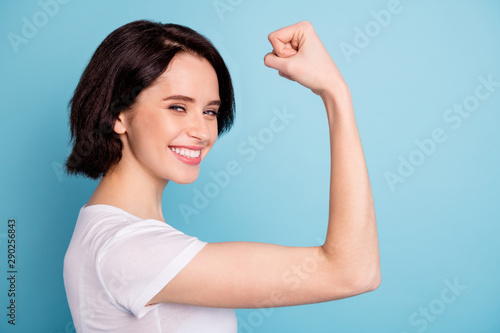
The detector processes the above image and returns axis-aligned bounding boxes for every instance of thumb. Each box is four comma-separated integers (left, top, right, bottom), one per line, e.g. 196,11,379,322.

263,51,290,73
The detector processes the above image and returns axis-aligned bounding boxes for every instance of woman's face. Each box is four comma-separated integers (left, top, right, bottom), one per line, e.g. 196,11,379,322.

114,52,220,184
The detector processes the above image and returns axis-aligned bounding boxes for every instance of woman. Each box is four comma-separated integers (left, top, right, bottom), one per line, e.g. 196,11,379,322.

63,19,380,332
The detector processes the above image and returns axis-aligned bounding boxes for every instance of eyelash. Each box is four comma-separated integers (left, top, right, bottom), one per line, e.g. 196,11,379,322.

169,104,219,117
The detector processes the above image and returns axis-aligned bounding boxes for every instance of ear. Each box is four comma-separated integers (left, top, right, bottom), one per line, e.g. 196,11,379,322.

113,112,127,135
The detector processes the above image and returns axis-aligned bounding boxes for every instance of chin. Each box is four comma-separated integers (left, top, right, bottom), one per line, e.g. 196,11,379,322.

169,172,199,185
173,178,197,185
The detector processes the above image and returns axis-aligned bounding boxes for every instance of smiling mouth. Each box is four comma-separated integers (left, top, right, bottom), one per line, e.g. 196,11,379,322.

168,146,203,166
169,147,201,159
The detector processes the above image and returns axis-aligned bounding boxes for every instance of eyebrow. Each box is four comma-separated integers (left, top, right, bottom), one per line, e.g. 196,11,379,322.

163,95,221,107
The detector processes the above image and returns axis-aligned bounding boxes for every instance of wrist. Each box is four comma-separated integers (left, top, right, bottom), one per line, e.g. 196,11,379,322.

319,80,351,101
320,82,353,117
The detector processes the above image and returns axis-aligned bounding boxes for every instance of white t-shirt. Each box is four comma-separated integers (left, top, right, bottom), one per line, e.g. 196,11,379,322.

63,204,237,332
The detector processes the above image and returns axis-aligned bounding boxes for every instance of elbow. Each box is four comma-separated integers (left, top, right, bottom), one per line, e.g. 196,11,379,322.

355,265,381,294
364,268,381,292
343,264,381,296
321,247,381,298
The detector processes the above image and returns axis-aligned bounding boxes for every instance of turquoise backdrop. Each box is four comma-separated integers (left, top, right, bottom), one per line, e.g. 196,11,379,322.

1,0,499,332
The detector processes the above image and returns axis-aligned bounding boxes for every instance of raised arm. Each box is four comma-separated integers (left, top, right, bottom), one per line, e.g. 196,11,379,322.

148,21,380,308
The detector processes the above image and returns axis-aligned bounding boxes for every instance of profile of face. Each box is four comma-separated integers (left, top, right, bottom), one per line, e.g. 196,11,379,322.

113,52,220,185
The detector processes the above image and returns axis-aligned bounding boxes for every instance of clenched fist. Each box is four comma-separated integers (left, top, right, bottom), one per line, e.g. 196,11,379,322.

264,21,348,96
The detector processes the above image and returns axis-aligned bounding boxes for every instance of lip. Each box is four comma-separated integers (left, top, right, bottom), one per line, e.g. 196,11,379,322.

168,145,203,166
169,145,205,150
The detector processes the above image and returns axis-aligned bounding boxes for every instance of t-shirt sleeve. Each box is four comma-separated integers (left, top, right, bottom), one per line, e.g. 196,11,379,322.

96,219,207,318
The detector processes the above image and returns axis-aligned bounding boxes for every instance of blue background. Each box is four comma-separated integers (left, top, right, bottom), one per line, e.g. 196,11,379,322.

1,0,499,332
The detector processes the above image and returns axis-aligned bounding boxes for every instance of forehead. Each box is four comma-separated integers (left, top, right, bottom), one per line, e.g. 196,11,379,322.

147,52,220,100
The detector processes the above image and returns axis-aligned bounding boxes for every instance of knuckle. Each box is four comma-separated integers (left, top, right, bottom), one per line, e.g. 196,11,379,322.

268,32,276,43
299,20,315,33
300,20,312,28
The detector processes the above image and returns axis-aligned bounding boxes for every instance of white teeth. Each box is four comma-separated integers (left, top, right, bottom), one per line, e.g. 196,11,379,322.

170,147,201,159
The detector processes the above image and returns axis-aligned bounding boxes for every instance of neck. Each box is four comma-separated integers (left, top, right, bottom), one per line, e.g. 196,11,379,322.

86,159,168,222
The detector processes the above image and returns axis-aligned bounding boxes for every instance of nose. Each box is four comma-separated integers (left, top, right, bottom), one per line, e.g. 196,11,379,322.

186,112,211,142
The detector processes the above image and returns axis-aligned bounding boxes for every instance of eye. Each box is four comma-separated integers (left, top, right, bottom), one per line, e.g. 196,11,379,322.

169,104,186,112
204,109,219,117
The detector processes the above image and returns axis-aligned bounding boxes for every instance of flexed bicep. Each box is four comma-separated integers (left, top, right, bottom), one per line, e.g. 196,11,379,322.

147,241,372,309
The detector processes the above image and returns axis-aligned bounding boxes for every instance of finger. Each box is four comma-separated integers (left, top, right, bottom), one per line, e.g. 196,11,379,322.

272,47,296,60
267,25,300,58
264,53,295,81
283,42,297,56
263,51,289,72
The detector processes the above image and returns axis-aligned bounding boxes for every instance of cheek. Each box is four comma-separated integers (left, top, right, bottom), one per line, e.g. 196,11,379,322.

129,114,171,151
212,120,219,135
209,121,218,144
145,110,178,138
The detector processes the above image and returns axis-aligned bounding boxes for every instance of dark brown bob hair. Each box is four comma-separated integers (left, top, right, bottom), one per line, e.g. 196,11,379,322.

64,20,235,180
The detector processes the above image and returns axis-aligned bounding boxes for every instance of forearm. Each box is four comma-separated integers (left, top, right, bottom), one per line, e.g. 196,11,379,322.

320,84,380,291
